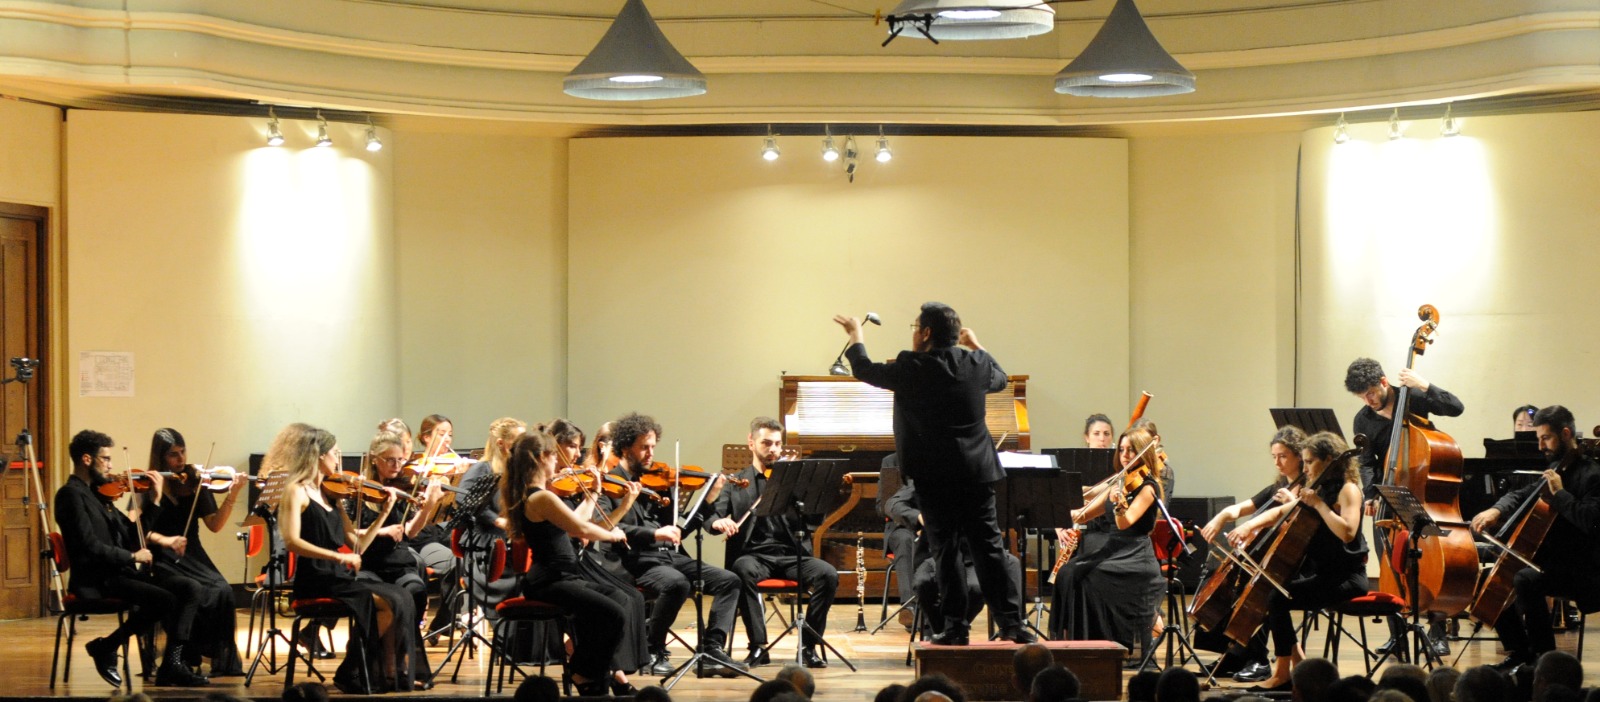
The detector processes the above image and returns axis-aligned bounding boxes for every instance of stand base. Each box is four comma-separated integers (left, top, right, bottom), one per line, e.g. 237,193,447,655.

914,639,1126,701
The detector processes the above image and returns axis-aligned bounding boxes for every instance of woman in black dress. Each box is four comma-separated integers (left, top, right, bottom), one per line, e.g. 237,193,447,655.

356,430,445,632
1226,431,1367,691
1048,426,1164,653
502,429,628,697
138,428,246,677
271,423,426,693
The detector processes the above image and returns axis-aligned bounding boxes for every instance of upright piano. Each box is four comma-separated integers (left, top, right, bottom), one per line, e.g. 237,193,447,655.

777,374,1030,596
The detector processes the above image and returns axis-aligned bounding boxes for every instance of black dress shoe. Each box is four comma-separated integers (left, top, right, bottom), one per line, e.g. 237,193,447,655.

155,663,211,687
297,630,335,660
743,648,771,668
1375,636,1410,662
611,679,639,696
1233,661,1273,683
929,629,970,646
800,647,828,669
84,637,123,687
700,644,748,671
997,626,1038,644
574,678,611,697
692,660,739,679
645,652,676,677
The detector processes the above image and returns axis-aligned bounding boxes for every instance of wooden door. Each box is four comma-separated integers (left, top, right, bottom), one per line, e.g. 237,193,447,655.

0,206,48,619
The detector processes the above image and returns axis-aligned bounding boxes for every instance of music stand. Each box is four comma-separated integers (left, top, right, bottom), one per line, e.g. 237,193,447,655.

243,473,296,685
1374,484,1447,669
1270,408,1345,440
994,458,1079,638
1041,448,1116,486
1137,496,1206,671
430,471,503,684
753,458,857,670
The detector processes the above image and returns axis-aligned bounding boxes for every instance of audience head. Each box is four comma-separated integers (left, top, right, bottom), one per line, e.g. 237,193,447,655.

1426,667,1463,702
1293,657,1341,702
512,675,560,702
776,664,816,698
876,684,909,702
1534,650,1583,702
281,682,330,702
635,686,672,702
1029,665,1081,702
1328,675,1378,702
1155,668,1200,702
902,673,967,702
1456,665,1512,702
750,679,798,702
1371,691,1414,702
1012,643,1054,694
1379,675,1430,702
1127,670,1163,702
1543,686,1583,702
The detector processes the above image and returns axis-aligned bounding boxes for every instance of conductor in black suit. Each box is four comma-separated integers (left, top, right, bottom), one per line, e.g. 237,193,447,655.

834,302,1031,645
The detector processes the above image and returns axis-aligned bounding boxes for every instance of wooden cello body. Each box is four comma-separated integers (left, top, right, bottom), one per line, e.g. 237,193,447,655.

1469,481,1557,625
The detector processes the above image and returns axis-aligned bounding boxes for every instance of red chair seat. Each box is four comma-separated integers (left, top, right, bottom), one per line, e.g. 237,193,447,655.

495,596,565,618
292,597,353,616
62,593,128,615
1332,591,1406,616
756,579,801,590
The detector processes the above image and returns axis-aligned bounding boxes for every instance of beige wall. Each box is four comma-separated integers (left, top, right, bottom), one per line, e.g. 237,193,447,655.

391,130,569,444
1298,111,1600,460
63,111,398,582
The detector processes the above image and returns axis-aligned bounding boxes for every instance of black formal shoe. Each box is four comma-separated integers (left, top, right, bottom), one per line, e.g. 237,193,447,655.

700,644,748,671
1429,637,1451,658
1233,661,1273,683
997,626,1038,644
645,651,676,677
800,647,828,669
611,679,639,696
1374,636,1410,662
574,678,611,697
1248,681,1293,693
1204,655,1246,679
84,637,123,687
692,660,740,679
929,629,970,646
743,647,771,668
297,630,335,660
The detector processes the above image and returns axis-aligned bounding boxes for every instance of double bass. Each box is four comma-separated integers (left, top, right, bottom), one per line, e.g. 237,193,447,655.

1373,305,1478,616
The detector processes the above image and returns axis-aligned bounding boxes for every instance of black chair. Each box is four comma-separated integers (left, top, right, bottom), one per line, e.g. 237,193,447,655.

47,532,135,689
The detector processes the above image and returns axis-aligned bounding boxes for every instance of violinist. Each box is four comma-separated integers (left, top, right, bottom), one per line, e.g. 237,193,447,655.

1345,357,1464,653
1227,431,1367,692
354,431,445,635
378,417,414,455
1191,426,1307,683
1048,426,1164,656
599,412,747,678
1469,405,1600,672
709,417,838,669
271,423,427,693
54,429,210,687
543,418,652,689
137,428,246,678
584,421,615,470
455,418,527,627
411,414,463,636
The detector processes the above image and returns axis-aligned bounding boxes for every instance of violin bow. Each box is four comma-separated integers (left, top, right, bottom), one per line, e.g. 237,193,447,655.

177,442,217,551
122,447,149,567
562,452,629,551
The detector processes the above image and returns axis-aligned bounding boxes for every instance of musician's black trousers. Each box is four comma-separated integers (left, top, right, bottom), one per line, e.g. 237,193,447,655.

630,550,740,651
1266,569,1367,657
730,552,837,648
1495,564,1597,659
886,529,919,605
915,480,1024,634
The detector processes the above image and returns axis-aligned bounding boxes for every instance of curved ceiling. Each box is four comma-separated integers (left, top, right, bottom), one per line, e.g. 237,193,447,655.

0,0,1596,130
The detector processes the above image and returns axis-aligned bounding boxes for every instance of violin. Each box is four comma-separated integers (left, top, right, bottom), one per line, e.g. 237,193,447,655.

322,471,421,506
165,464,245,497
549,468,668,505
637,462,750,492
96,471,163,499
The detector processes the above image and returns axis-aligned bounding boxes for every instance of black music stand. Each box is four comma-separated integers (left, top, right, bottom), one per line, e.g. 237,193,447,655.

243,473,296,686
994,458,1078,639
754,458,857,670
1374,484,1447,669
1137,496,1206,671
1270,408,1345,440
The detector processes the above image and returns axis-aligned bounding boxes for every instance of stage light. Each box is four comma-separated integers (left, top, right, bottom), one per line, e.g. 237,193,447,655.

266,106,284,147
1388,108,1403,141
822,126,839,163
875,126,892,163
1334,113,1351,144
365,117,383,152
1441,104,1461,137
761,126,780,161
315,111,333,148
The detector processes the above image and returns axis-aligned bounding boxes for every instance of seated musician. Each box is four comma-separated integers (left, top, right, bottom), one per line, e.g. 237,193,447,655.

1228,431,1367,692
356,430,445,632
584,421,615,470
1048,426,1164,656
138,428,247,678
271,423,427,693
1513,405,1538,433
880,452,920,630
413,414,463,635
543,418,652,690
378,417,414,455
55,429,210,687
1084,414,1115,450
1469,405,1600,672
502,430,629,697
709,417,839,669
599,412,747,677
1192,426,1307,683
456,418,528,625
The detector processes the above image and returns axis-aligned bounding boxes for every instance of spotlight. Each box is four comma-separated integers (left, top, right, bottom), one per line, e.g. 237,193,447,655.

265,106,284,147
315,110,333,148
822,126,839,163
365,116,383,152
761,126,780,161
875,126,892,163
1333,113,1350,144
1387,108,1402,141
1441,103,1461,137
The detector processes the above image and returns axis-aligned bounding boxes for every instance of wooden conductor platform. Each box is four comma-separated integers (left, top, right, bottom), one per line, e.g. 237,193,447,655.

913,639,1127,701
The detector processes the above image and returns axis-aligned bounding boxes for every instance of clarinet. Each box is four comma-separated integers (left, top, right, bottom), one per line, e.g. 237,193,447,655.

853,535,868,631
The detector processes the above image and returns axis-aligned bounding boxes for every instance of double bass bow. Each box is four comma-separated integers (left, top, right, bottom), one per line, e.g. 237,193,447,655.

1373,305,1478,617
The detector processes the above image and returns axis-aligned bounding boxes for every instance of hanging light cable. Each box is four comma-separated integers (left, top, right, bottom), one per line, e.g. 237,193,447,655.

564,0,706,101
265,106,285,147
1054,0,1193,98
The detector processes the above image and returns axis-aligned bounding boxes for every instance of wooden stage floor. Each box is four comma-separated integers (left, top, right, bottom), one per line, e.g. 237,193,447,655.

7,602,1599,700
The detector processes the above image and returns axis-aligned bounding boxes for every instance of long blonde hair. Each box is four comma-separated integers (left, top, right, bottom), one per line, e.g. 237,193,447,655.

264,423,336,489
483,417,528,475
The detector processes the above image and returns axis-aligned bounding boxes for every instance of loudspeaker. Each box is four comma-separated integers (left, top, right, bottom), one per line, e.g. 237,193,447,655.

1165,496,1235,591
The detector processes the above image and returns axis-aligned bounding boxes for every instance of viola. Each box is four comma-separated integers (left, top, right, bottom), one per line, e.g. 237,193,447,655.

323,471,420,506
549,468,668,505
637,462,750,492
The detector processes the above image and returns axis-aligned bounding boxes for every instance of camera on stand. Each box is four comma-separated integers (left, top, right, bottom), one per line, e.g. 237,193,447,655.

8,357,39,382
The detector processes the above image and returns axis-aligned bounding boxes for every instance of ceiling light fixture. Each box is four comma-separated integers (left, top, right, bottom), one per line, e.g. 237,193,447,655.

822,126,839,163
265,106,285,147
844,136,860,182
1333,113,1351,144
883,1,1055,44
365,116,383,152
564,0,706,101
761,126,781,161
315,111,333,147
1441,104,1461,137
876,127,893,163
1388,108,1403,141
1054,0,1194,98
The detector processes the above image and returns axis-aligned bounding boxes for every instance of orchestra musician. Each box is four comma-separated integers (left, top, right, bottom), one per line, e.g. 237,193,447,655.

584,421,615,470
1191,426,1308,683
1345,356,1464,654
55,429,210,687
598,412,747,677
1227,431,1368,692
378,417,414,455
456,418,527,627
355,431,446,633
501,430,629,697
709,417,839,669
412,414,463,635
271,423,427,693
835,304,1031,646
1468,405,1600,672
1048,426,1163,656
137,428,247,678
1513,405,1538,433
543,418,652,689
1084,414,1115,450
880,453,919,630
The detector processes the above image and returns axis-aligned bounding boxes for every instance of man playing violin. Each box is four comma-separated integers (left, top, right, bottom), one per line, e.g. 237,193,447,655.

599,412,747,678
54,429,210,687
709,417,838,669
1469,405,1600,672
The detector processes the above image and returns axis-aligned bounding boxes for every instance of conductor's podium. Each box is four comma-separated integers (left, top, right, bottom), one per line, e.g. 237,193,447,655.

913,639,1127,701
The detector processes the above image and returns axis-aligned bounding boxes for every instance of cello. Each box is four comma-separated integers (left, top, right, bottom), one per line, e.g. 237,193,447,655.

1371,305,1478,617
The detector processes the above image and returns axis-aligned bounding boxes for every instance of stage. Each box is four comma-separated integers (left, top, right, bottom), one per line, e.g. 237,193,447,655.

7,602,1598,700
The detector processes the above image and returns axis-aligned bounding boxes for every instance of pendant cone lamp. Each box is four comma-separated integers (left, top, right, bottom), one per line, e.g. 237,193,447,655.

1054,0,1194,98
564,0,706,101
887,0,1055,41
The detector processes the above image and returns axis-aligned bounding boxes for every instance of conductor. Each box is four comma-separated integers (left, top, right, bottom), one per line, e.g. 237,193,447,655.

833,302,1032,645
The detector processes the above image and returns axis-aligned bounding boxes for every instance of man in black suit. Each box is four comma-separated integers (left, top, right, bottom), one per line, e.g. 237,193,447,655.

709,417,837,668
834,302,1030,644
